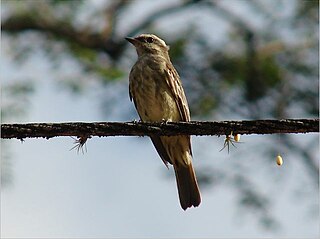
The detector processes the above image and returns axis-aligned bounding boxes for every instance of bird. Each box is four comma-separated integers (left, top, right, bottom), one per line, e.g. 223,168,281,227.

126,33,201,210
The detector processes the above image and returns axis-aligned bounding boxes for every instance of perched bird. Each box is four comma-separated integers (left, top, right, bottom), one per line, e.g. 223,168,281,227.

126,34,201,210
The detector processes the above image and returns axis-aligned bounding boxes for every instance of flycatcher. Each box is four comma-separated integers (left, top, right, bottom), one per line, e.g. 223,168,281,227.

126,34,201,210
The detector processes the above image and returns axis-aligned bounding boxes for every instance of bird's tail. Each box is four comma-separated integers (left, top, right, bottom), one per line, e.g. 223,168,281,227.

174,160,201,210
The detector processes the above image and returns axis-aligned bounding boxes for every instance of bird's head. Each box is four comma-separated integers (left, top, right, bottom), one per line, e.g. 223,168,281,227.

125,34,169,57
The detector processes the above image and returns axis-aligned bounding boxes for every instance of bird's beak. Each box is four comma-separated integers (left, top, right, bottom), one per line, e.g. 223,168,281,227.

125,37,138,45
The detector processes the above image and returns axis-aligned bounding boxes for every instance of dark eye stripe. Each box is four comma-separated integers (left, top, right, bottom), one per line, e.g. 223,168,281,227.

136,36,154,43
136,36,145,42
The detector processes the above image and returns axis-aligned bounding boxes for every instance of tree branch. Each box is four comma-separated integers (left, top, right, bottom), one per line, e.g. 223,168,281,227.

1,0,204,60
1,13,125,60
1,119,318,140
127,0,202,37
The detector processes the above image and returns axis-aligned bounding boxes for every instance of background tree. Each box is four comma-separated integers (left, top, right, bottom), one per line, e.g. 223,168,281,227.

1,0,318,237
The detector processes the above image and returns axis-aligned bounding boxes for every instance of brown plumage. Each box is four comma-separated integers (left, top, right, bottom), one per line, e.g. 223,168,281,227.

126,34,201,210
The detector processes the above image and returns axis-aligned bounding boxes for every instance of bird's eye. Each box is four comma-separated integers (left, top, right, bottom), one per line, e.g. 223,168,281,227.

146,37,154,43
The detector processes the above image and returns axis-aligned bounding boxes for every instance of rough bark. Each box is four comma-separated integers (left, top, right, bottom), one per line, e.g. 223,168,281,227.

1,119,318,140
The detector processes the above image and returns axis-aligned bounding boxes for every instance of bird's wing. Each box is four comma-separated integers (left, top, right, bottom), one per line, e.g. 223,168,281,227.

164,65,191,122
150,136,172,167
163,64,193,156
129,70,134,102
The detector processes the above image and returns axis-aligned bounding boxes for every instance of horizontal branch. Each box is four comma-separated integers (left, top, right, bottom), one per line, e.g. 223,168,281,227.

1,14,125,60
1,119,318,140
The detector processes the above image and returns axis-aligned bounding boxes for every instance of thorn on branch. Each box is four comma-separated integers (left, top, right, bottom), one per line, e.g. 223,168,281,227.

70,135,91,154
219,132,242,154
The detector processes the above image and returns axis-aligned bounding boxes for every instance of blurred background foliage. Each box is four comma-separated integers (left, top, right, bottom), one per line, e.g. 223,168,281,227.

1,0,318,231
